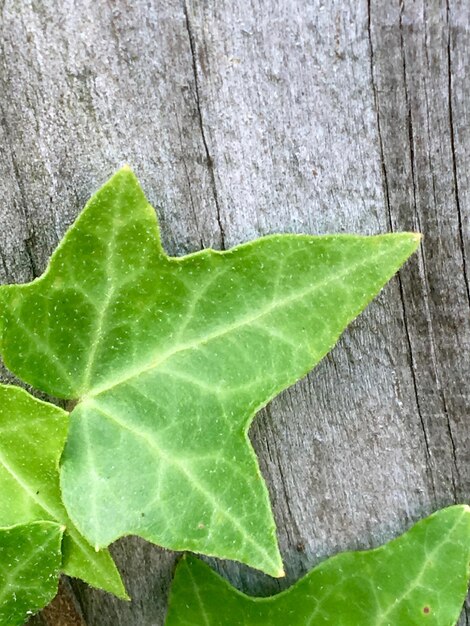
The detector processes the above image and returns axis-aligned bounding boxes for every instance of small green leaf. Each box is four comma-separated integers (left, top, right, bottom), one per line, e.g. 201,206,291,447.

165,506,470,625
0,521,63,626
0,385,126,599
0,168,420,575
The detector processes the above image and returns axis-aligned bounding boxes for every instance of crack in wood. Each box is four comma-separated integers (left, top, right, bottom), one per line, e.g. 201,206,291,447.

367,0,437,497
182,0,226,250
446,0,470,311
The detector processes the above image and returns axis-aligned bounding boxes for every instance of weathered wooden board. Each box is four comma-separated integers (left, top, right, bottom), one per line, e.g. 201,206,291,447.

0,0,468,624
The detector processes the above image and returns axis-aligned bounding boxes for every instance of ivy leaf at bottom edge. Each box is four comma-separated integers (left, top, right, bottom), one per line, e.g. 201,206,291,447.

165,505,470,626
0,521,63,626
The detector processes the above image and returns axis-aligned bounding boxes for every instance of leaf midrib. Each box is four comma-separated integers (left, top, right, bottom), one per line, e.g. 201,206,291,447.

83,244,399,401
86,400,280,571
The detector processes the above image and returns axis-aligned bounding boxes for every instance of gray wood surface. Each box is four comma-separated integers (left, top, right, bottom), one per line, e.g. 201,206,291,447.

0,0,468,624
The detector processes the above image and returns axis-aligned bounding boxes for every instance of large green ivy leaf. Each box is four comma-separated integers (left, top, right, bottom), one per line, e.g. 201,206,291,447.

165,506,470,625
0,168,420,575
0,385,126,599
0,521,63,626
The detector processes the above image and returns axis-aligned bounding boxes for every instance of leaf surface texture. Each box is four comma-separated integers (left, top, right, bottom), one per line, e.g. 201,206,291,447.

0,521,63,626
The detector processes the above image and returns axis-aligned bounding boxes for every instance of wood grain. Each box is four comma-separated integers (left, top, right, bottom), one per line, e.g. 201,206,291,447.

0,0,467,624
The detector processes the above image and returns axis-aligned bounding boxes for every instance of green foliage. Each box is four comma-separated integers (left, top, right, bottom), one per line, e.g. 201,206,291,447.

0,385,126,598
0,522,63,626
165,506,470,626
0,168,420,576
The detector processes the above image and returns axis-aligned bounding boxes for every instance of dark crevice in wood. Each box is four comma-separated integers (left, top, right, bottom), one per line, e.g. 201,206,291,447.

416,227,460,502
264,406,300,549
442,407,461,501
398,0,448,501
24,236,40,279
0,111,37,279
397,272,438,501
366,0,392,232
398,1,417,215
446,0,470,311
0,160,36,280
182,0,226,250
422,6,440,220
398,1,459,503
174,106,201,240
0,248,9,282
367,0,436,497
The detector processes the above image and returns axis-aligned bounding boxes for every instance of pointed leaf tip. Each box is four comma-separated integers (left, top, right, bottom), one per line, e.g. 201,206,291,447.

409,231,422,246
